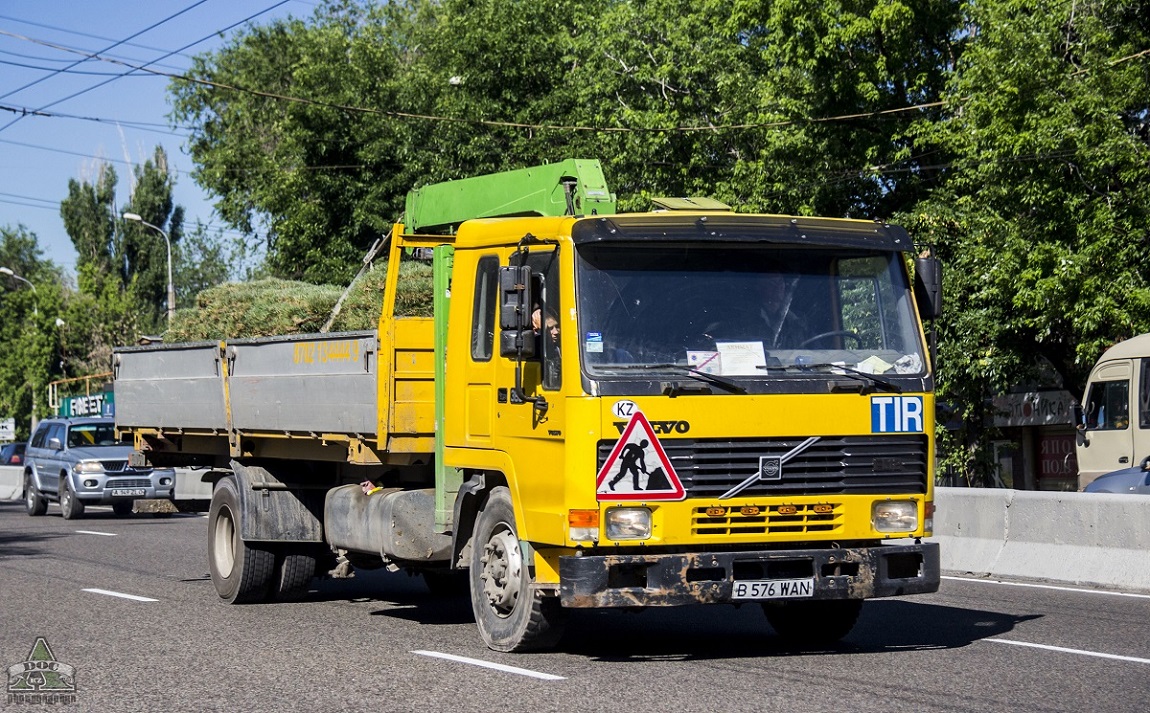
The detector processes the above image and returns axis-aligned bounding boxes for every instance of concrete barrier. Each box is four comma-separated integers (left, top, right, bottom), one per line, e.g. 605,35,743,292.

0,464,22,500
933,486,1150,592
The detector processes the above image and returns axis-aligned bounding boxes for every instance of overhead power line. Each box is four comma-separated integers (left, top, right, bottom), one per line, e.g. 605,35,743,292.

0,0,211,108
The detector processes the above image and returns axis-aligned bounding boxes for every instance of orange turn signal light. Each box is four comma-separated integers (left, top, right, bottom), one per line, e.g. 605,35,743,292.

706,507,728,517
813,504,834,514
777,505,798,515
568,509,600,528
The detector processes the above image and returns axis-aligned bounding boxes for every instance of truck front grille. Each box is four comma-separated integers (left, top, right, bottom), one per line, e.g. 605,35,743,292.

597,434,928,499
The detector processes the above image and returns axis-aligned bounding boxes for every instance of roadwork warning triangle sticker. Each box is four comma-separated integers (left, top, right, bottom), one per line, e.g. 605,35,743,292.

595,411,685,501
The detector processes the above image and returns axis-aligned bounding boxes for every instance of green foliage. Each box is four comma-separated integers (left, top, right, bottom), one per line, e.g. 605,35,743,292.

121,146,183,328
902,0,1150,477
0,226,64,436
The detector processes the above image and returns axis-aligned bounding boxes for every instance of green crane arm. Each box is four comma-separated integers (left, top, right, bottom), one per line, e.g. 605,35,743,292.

404,158,616,234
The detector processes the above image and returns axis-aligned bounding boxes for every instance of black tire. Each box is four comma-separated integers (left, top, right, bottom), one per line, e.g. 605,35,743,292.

469,486,566,652
208,476,275,604
112,501,134,517
763,599,863,645
60,477,85,520
273,549,317,602
24,474,47,517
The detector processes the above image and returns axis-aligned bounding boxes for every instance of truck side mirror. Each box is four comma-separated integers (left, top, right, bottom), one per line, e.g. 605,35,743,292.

913,255,943,320
498,266,536,358
48,437,63,451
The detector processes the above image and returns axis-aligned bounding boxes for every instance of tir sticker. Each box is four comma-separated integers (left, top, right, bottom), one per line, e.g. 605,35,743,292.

596,410,685,501
871,395,924,433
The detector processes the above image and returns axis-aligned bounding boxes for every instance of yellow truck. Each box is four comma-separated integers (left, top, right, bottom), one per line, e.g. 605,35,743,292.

114,159,942,652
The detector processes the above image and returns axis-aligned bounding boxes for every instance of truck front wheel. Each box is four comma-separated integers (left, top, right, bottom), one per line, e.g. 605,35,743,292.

763,599,863,646
469,486,566,652
208,476,275,604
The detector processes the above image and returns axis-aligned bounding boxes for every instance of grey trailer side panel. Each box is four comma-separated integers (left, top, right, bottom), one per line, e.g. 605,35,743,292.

226,331,378,435
113,341,226,430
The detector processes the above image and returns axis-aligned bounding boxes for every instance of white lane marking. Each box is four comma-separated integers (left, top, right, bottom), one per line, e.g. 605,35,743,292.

412,650,565,680
75,530,117,537
942,575,1150,600
82,588,158,602
987,639,1150,665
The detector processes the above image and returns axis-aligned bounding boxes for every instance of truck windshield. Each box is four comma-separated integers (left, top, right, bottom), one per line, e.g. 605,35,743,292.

575,243,926,381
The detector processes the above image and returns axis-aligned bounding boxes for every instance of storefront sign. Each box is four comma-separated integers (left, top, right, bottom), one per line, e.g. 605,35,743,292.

992,390,1075,427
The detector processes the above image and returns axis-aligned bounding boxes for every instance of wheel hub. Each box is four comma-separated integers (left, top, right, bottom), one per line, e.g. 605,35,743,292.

479,529,522,616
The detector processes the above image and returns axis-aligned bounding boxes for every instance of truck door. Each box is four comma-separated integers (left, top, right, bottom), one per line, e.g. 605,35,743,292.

1078,359,1133,481
494,248,567,536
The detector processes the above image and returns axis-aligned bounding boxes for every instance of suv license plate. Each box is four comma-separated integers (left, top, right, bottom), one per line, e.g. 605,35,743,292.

732,578,814,600
110,488,146,497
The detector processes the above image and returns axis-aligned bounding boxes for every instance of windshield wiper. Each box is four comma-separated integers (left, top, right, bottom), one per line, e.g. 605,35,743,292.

605,363,747,394
756,362,902,393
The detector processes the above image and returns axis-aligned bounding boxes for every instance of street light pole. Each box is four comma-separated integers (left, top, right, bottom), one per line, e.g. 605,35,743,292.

0,266,37,315
122,212,175,325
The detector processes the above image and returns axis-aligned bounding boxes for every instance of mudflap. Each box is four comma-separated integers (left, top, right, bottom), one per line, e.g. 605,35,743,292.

559,542,939,608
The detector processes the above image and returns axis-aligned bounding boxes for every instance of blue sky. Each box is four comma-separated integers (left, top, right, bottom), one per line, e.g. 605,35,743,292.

0,0,318,276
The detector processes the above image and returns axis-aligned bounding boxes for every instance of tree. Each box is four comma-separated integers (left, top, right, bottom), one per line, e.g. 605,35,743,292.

0,226,65,436
901,0,1150,480
121,146,184,328
60,163,117,285
171,0,966,277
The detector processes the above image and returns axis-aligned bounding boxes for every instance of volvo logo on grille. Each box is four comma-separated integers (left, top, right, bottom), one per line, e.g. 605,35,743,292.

720,437,820,499
759,456,783,481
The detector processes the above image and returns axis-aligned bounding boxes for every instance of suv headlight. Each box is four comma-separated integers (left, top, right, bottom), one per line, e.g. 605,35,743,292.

872,500,918,533
74,460,106,474
605,507,652,540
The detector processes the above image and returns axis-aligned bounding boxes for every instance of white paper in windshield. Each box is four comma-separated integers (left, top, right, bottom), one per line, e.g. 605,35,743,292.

715,342,767,375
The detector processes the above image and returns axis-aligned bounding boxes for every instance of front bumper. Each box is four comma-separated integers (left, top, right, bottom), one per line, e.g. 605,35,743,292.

559,542,939,608
75,472,176,504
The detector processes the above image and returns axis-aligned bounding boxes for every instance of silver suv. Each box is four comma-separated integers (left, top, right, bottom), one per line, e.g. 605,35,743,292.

23,417,175,519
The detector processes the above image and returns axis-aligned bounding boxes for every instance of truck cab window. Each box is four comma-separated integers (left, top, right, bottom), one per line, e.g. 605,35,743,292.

471,256,499,361
1085,379,1129,430
521,249,561,390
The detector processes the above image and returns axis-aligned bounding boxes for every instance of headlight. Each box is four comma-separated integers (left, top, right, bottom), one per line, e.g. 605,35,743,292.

872,500,918,533
74,460,105,474
605,507,652,541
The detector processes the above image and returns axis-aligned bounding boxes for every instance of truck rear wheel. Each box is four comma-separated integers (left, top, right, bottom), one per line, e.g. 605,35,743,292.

208,476,275,604
273,550,317,602
60,477,85,520
25,475,47,516
763,599,863,645
469,486,566,652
